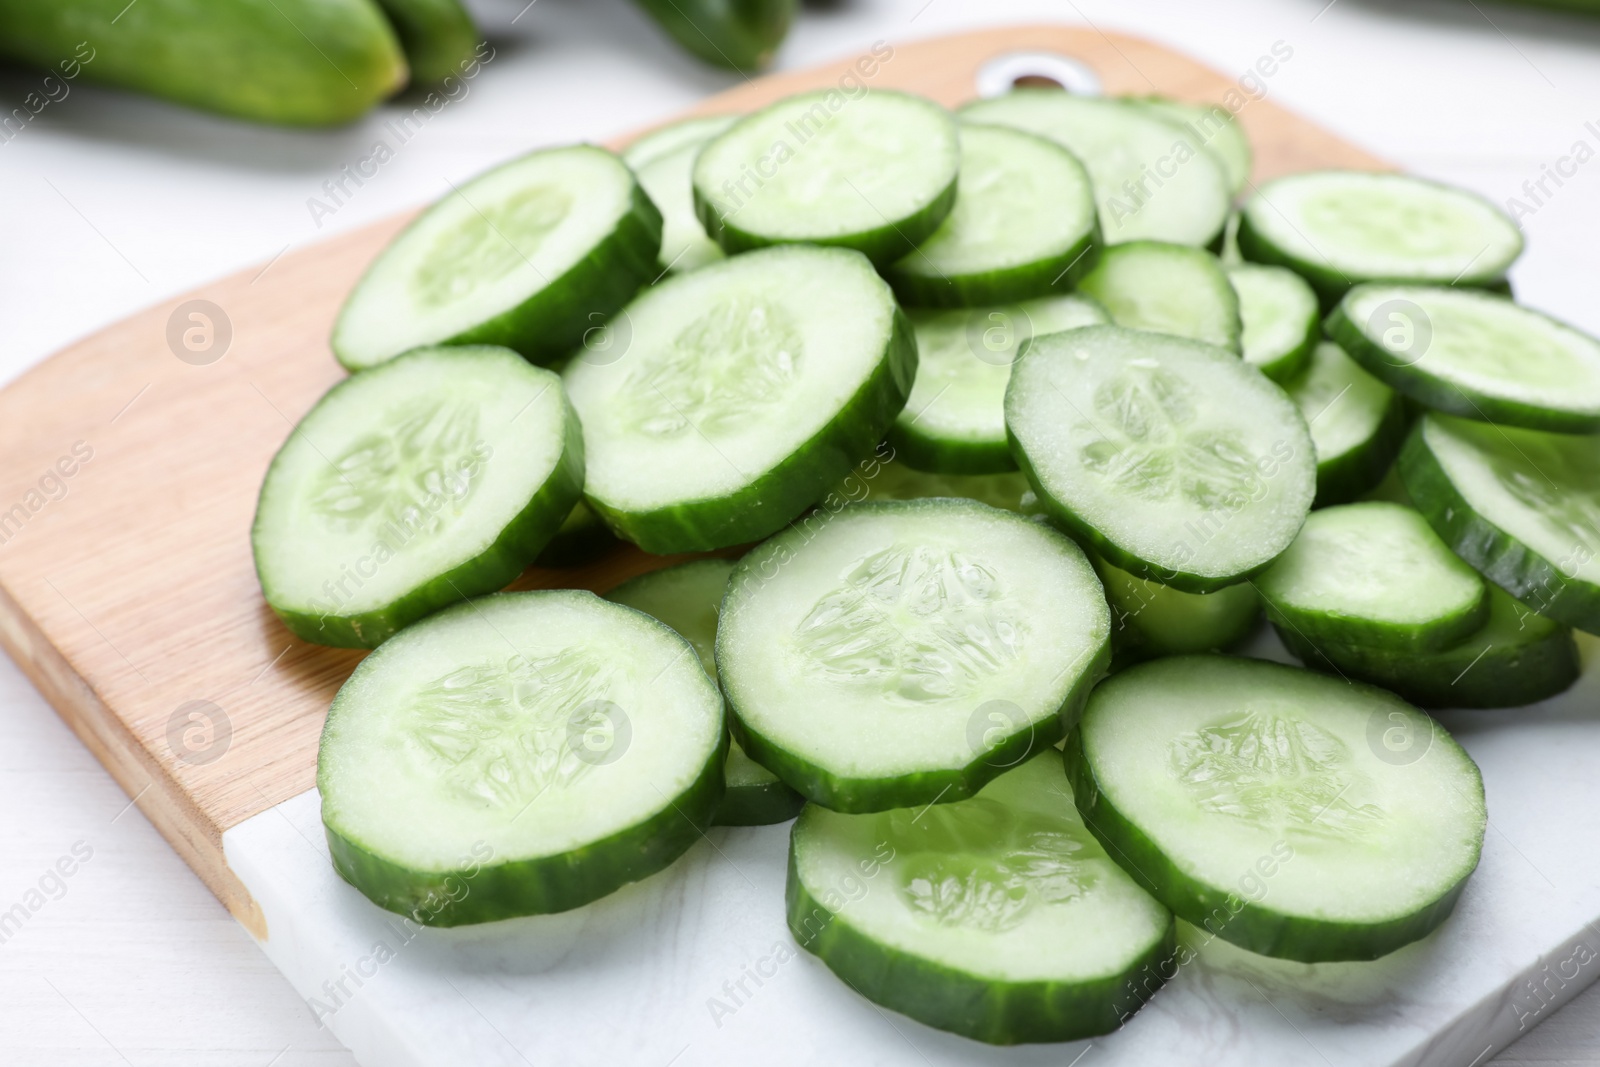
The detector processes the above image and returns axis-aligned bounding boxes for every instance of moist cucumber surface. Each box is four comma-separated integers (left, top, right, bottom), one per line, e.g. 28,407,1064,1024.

891,294,1108,474
1256,502,1488,653
1228,262,1319,381
883,123,1100,307
717,499,1111,812
1328,284,1600,433
562,245,914,553
1066,655,1487,961
1282,340,1407,506
693,90,959,262
788,754,1174,1044
1006,325,1316,592
1090,551,1260,666
333,144,662,370
318,590,725,925
252,345,582,648
1131,97,1252,195
1078,241,1242,352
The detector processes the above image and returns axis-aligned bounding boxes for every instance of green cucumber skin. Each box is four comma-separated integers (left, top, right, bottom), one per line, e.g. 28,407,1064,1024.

1257,330,1317,385
1260,590,1488,657
785,833,1176,1044
1313,392,1411,507
1399,424,1600,635
369,0,479,85
888,419,1015,476
629,0,795,72
534,500,619,568
883,232,1102,311
588,309,919,554
0,0,406,126
1063,720,1476,962
255,384,586,649
322,729,727,926
716,779,806,827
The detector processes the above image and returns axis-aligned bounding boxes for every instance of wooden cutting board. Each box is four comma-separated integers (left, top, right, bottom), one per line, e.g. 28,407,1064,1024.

0,24,1386,938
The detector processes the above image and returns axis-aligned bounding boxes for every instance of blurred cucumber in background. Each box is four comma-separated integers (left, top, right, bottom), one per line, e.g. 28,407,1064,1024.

629,0,797,72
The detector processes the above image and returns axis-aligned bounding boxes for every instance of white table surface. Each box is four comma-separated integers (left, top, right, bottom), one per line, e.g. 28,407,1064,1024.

2,0,1599,1063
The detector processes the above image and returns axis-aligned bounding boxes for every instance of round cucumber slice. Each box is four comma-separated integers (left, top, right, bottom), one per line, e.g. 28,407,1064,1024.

1090,551,1259,667
693,90,959,263
252,345,583,648
623,113,737,170
718,499,1111,813
318,590,725,925
1328,284,1600,433
1227,262,1318,381
883,124,1100,307
1282,341,1407,506
1279,585,1580,709
1238,170,1522,304
333,145,662,371
1077,241,1242,352
1006,325,1316,593
1066,655,1487,962
1130,97,1252,195
605,559,805,827
891,294,1108,474
962,90,1231,248
534,500,619,568
635,140,726,275
562,245,915,553
1257,502,1489,653
847,458,1035,513
788,754,1175,1045
1400,413,1600,635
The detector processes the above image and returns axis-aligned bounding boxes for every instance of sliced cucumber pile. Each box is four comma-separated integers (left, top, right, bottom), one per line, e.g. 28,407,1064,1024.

1281,340,1407,506
625,115,738,275
1228,262,1319,381
1077,241,1241,352
1067,655,1487,961
789,754,1174,1044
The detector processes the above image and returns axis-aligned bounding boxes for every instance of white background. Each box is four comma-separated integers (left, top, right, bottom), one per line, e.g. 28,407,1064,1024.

2,0,1599,1063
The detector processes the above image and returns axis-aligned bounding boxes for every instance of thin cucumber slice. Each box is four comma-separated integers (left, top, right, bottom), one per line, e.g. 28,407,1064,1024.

962,90,1231,248
623,114,737,170
534,500,619,567
1400,413,1600,634
1077,242,1241,352
252,346,582,648
788,754,1174,1045
333,145,662,371
1238,170,1522,304
891,294,1109,474
635,140,727,274
562,245,915,553
1283,341,1408,507
1006,325,1316,593
1257,502,1489,653
845,457,1034,513
717,499,1111,813
1130,97,1252,196
605,559,805,827
318,590,725,925
1277,585,1581,709
693,90,959,263
1090,551,1259,667
883,124,1100,307
1227,263,1318,381
1327,284,1600,433
1066,655,1487,962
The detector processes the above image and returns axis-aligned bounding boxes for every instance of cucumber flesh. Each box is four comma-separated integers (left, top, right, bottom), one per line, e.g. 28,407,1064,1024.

333,145,662,370
1227,263,1319,382
624,114,738,170
1089,551,1259,667
252,346,582,648
635,140,727,274
1066,655,1487,962
1131,97,1252,195
789,754,1174,1045
1328,284,1600,433
1282,341,1407,506
1006,325,1316,592
1077,241,1241,353
891,294,1108,474
562,245,914,553
318,590,726,925
718,500,1111,812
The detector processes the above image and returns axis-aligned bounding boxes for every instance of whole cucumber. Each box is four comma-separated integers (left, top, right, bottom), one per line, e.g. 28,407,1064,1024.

0,0,407,126
369,0,480,85
630,0,796,73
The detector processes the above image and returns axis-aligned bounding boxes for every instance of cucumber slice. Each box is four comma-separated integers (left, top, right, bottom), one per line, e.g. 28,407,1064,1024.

1400,413,1600,634
1006,325,1316,593
891,294,1109,474
1327,284,1600,433
718,499,1111,812
1077,242,1242,352
333,145,662,371
883,124,1100,307
1278,585,1580,709
962,90,1231,248
534,500,619,568
252,346,582,648
1066,655,1487,962
635,140,727,275
1090,551,1260,666
788,754,1174,1045
563,245,914,553
1282,341,1408,506
318,590,725,925
848,458,1034,513
693,90,959,263
1130,97,1252,195
1227,263,1319,381
1257,502,1489,653
623,114,737,170
605,559,805,827
1238,170,1522,304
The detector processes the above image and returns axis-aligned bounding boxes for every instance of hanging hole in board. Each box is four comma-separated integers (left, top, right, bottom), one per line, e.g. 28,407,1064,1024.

974,52,1103,98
